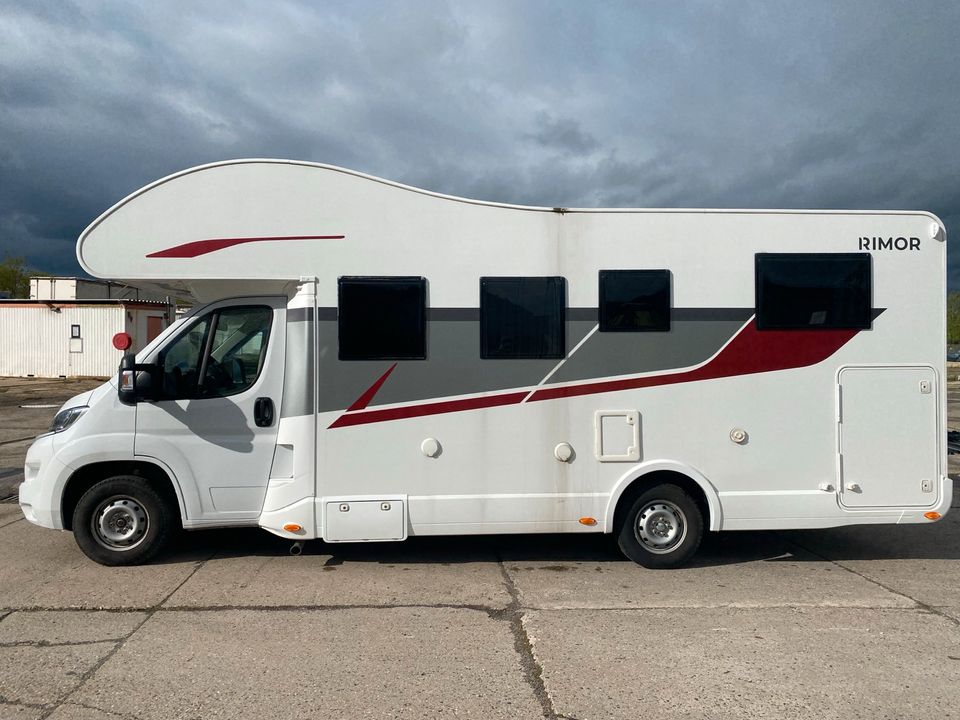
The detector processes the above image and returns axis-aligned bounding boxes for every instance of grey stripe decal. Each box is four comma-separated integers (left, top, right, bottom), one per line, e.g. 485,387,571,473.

313,307,755,322
428,308,478,321
546,318,745,386
672,308,754,321
571,308,754,321
315,321,590,412
280,308,760,414
288,307,314,322
567,308,596,321
311,318,744,412
279,306,879,416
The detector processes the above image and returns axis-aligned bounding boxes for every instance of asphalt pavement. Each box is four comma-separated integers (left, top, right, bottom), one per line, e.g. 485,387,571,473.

0,378,104,501
1,377,959,719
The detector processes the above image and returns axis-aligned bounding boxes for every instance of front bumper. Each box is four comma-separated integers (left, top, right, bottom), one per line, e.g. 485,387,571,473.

18,434,68,529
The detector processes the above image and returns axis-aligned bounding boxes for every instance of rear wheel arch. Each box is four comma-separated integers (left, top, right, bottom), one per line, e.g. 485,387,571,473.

606,462,721,535
61,461,184,531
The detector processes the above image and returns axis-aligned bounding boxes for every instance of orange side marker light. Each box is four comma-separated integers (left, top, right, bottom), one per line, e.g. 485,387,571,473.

283,523,303,532
579,517,597,526
924,512,941,521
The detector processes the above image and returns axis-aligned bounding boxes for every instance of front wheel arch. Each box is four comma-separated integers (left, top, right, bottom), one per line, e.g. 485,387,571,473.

61,461,183,531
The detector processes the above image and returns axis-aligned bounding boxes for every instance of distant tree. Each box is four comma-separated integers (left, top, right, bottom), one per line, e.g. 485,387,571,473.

0,255,31,298
949,292,960,344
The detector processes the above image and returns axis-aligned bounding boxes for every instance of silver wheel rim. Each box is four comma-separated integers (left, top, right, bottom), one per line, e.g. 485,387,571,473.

635,501,687,554
92,495,149,551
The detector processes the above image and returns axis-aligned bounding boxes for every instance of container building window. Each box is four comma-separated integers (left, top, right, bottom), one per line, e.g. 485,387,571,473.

599,270,671,332
480,277,565,359
338,277,427,360
755,253,872,330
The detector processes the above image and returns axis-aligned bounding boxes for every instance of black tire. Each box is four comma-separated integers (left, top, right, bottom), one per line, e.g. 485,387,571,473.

617,484,704,569
72,476,175,566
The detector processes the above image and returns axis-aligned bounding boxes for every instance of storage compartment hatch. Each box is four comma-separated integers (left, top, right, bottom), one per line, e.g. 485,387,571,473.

323,497,407,542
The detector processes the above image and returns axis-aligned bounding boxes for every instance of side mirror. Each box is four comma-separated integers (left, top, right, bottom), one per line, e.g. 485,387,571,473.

118,354,160,404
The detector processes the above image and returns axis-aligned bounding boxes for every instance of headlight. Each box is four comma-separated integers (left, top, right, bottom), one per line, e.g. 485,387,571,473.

50,406,88,434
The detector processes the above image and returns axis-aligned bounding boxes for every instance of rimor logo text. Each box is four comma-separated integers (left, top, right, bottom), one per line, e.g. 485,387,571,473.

859,236,920,251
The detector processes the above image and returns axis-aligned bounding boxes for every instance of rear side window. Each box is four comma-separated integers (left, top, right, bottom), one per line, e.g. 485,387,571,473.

338,277,427,360
480,277,565,359
599,270,671,332
755,253,872,330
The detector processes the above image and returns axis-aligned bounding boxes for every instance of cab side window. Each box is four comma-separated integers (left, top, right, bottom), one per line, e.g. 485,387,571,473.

160,317,210,399
159,306,273,399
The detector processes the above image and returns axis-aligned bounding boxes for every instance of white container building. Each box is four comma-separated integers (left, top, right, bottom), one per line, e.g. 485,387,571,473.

0,277,173,377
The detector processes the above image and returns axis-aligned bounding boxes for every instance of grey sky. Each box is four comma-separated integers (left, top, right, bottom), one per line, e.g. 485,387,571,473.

2,1,960,285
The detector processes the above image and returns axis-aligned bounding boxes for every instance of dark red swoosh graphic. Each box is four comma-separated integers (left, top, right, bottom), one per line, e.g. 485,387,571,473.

347,363,398,411
529,322,857,402
329,319,859,429
146,234,345,258
329,391,529,429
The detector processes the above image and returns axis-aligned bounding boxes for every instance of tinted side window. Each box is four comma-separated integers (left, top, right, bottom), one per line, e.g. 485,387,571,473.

480,277,565,359
160,316,210,399
599,270,670,332
202,306,273,397
159,305,272,399
338,277,427,360
755,253,871,330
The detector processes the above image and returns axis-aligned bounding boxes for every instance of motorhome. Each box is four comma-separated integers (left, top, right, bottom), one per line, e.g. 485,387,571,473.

18,159,949,567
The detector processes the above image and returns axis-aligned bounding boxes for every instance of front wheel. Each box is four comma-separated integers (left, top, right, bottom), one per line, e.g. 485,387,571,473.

617,484,703,569
73,476,175,566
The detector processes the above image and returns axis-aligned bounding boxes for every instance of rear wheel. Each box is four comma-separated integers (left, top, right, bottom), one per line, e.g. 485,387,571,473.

72,476,175,566
617,484,703,569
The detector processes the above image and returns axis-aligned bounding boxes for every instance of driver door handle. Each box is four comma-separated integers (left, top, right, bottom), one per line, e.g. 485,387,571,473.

254,397,274,427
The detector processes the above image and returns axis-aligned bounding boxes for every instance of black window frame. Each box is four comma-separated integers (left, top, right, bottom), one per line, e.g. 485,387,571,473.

337,276,427,361
755,252,872,331
598,269,671,332
156,304,274,400
479,276,566,360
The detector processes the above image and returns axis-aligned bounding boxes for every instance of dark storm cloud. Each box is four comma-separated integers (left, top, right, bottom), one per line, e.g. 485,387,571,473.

2,0,959,285
528,113,599,155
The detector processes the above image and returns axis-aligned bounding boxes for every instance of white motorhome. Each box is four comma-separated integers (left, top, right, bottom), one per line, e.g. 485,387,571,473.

18,160,949,567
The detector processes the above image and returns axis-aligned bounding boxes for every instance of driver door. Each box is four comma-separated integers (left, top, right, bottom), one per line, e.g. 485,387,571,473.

134,297,286,523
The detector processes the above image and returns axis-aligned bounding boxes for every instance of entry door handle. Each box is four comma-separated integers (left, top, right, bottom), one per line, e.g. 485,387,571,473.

254,397,274,427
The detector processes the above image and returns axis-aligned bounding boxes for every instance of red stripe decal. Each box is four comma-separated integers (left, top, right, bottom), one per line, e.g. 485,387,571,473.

327,320,859,428
328,391,529,429
529,321,856,402
146,235,345,258
347,363,398,411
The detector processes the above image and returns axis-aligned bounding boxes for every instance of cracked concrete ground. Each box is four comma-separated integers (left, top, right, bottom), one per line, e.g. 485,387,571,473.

2,524,959,720
1,379,959,718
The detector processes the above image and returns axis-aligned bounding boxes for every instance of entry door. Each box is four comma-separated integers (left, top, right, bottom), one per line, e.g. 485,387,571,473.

135,297,286,521
838,366,938,508
146,315,165,343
